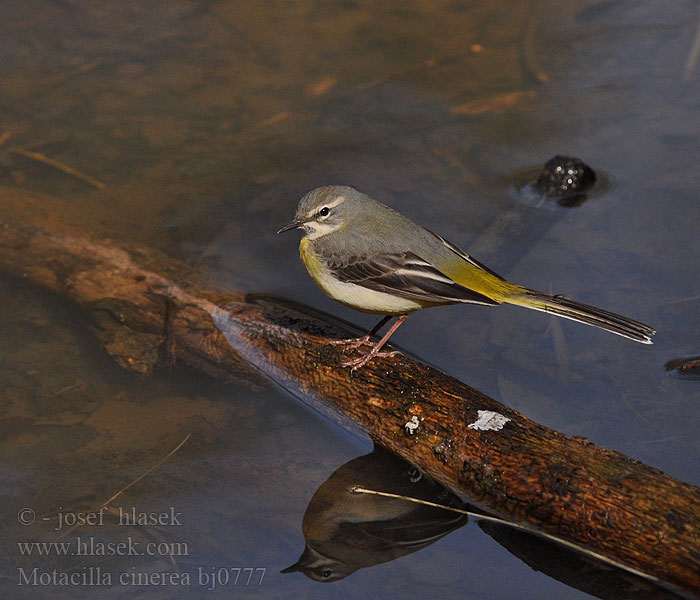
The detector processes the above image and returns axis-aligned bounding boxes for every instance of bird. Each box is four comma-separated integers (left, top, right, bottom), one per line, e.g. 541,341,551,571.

278,185,655,369
281,445,468,582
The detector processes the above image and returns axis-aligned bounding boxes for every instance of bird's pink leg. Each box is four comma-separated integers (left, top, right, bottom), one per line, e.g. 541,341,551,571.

341,315,407,370
327,315,392,350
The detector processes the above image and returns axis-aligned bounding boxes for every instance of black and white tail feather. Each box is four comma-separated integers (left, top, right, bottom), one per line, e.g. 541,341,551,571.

507,290,656,344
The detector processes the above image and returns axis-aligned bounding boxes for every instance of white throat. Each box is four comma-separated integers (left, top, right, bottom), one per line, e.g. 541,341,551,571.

303,221,342,240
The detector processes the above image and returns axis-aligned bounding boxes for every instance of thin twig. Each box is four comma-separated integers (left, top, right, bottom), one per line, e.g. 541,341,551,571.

668,293,700,305
518,0,549,85
101,433,192,508
45,382,82,400
259,112,290,127
684,9,700,81
11,147,106,190
54,433,193,540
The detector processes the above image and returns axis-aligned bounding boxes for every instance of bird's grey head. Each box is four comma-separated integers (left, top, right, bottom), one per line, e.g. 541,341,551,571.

280,545,353,582
277,185,367,239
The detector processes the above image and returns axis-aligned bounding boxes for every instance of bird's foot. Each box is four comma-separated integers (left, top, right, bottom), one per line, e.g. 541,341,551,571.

326,335,374,350
340,347,402,371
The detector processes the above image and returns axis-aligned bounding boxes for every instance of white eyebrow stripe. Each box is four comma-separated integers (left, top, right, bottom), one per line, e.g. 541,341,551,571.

323,196,346,210
304,195,346,220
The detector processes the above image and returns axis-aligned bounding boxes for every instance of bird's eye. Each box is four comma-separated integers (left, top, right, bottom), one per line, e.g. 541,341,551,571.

318,207,330,218
321,569,333,579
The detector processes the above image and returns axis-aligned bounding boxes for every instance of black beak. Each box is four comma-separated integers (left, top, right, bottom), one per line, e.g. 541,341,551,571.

277,219,303,234
280,561,301,574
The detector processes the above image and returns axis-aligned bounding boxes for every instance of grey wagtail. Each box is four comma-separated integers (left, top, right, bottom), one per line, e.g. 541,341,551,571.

281,445,466,581
278,185,655,369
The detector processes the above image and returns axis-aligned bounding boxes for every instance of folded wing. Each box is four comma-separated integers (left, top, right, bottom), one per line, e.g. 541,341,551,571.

326,251,499,306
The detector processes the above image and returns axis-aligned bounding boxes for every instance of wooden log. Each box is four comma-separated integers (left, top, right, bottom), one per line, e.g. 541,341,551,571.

0,186,698,595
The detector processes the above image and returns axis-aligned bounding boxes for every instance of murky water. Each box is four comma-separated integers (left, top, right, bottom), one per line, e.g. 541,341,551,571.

1,1,699,598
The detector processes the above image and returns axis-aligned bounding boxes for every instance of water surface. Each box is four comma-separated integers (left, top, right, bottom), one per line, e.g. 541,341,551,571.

1,1,699,598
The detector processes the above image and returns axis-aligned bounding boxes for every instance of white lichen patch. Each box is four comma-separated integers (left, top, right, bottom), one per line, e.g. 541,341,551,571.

468,410,511,431
404,415,421,435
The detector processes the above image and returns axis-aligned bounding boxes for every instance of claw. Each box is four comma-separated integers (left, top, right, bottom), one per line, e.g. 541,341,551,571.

341,349,402,371
326,335,373,350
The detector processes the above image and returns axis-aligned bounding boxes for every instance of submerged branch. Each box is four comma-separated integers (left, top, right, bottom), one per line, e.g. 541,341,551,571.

10,148,107,190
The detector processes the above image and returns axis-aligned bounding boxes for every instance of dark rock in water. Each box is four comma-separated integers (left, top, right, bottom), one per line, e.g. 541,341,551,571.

665,356,700,380
533,155,597,207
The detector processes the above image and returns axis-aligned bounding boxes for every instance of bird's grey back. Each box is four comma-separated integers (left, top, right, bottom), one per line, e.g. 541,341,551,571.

313,188,456,266
312,189,432,253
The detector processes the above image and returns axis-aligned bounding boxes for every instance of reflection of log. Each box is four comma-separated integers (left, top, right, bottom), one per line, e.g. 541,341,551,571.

478,521,683,600
1,186,698,595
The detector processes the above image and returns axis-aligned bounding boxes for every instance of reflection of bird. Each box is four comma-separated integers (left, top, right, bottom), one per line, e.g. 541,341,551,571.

278,186,655,368
281,446,468,582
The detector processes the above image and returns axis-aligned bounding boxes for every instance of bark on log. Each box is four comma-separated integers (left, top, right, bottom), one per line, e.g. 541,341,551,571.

0,186,698,595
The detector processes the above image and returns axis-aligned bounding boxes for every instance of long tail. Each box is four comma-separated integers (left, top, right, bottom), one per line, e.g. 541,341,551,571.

504,289,656,344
